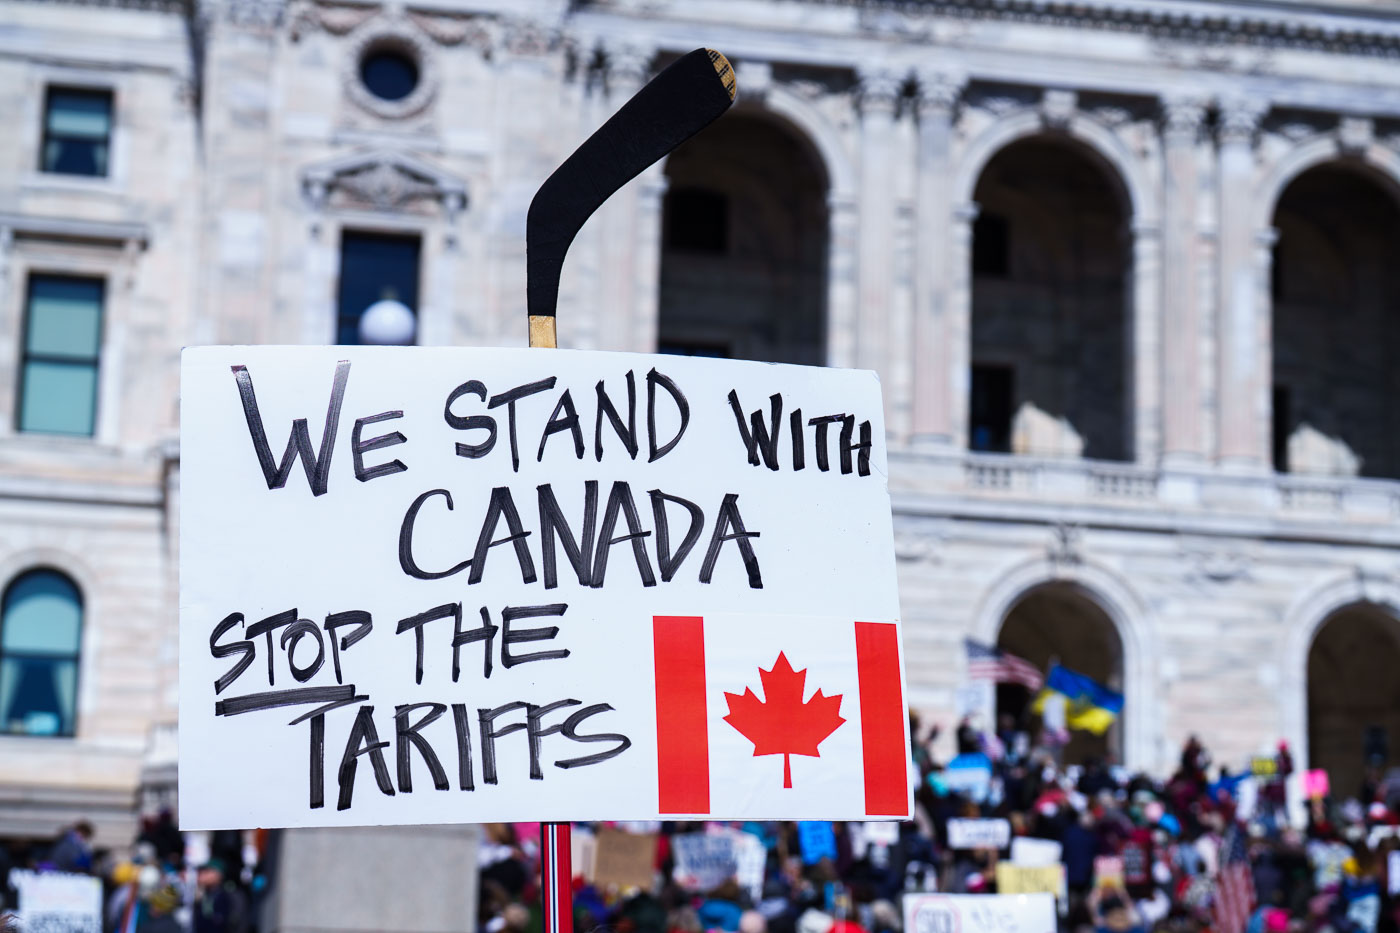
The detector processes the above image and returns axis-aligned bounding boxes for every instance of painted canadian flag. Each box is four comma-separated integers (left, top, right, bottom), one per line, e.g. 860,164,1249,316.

651,613,913,821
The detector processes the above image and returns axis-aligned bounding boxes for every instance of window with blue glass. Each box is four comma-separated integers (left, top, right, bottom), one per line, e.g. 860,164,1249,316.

336,231,421,345
0,569,84,737
19,275,104,436
42,87,113,177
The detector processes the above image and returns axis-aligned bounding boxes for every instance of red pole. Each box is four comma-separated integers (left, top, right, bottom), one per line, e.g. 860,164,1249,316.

541,821,573,933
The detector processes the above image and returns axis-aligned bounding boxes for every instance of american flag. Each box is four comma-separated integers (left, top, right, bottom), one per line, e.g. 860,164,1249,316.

964,638,1043,690
1213,825,1256,933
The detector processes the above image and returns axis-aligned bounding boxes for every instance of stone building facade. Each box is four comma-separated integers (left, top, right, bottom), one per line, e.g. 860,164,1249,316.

3,0,1400,846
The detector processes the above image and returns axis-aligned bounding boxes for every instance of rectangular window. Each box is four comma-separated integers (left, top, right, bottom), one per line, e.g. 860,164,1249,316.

969,363,1014,453
41,87,113,177
19,275,104,437
336,231,421,345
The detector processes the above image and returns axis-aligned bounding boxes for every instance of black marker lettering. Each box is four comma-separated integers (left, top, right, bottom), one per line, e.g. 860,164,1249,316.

808,415,843,472
451,703,475,791
469,487,536,585
453,606,498,681
646,368,690,462
246,609,296,685
211,612,254,695
396,603,459,685
231,361,349,496
595,371,639,461
649,489,704,583
790,408,805,471
538,481,597,589
526,699,582,779
445,380,496,459
279,618,325,683
478,701,530,785
728,390,783,470
308,712,325,809
352,411,408,482
537,390,585,462
555,703,632,769
591,481,656,588
394,702,449,793
337,705,395,810
489,377,557,472
324,611,371,685
700,493,763,588
500,603,570,669
841,417,873,477
399,489,471,580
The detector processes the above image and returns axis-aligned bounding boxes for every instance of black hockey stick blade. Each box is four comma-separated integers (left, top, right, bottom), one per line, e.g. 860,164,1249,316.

526,48,737,339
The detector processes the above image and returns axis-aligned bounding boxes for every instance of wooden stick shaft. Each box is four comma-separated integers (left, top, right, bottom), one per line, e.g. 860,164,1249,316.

529,314,558,349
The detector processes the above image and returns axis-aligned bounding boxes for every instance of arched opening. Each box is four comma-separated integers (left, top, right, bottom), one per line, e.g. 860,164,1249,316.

1307,602,1400,802
0,568,84,737
969,137,1131,461
1271,165,1400,478
658,113,828,365
996,582,1124,765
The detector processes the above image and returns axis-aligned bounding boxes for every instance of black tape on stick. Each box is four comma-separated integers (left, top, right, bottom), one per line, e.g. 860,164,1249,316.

526,48,736,323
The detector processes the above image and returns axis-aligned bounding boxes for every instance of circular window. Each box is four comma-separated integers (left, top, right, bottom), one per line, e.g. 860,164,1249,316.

360,48,419,101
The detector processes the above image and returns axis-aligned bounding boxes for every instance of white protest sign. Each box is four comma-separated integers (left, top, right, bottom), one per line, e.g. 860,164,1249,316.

12,870,103,933
947,818,1011,850
1010,836,1063,867
179,346,908,828
904,893,1056,933
672,829,763,895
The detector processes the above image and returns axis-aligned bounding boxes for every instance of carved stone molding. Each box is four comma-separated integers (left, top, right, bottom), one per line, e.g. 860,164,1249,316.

1046,521,1084,568
342,17,439,120
1161,95,1207,145
736,60,774,104
1040,89,1077,130
914,69,965,117
302,150,467,220
501,17,562,58
1338,116,1375,155
856,66,902,116
1218,98,1268,146
604,41,657,90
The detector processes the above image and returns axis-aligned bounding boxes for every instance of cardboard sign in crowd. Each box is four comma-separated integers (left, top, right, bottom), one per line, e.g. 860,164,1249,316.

179,347,909,828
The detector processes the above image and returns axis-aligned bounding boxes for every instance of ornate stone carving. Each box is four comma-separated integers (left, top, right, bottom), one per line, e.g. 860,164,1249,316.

604,41,657,90
1047,521,1084,568
856,67,902,115
342,18,439,120
1179,535,1252,584
1338,116,1375,155
914,69,964,117
736,61,773,104
407,10,493,50
1040,89,1077,130
1218,98,1267,146
303,150,467,219
501,17,561,57
1161,95,1206,145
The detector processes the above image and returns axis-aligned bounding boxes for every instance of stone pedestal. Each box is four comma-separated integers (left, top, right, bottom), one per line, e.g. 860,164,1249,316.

259,825,479,933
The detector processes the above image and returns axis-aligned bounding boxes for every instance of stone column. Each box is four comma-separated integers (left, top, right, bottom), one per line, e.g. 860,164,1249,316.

910,72,964,448
595,42,655,353
856,67,901,385
948,202,980,449
826,193,860,370
1216,98,1268,468
1160,97,1206,465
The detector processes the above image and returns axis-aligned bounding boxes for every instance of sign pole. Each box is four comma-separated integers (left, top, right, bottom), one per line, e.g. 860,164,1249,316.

524,46,735,933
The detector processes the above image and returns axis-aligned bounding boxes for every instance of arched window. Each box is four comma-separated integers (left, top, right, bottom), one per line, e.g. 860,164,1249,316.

0,569,83,737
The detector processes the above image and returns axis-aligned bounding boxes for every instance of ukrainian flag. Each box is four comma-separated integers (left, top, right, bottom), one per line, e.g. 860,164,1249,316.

1032,665,1123,735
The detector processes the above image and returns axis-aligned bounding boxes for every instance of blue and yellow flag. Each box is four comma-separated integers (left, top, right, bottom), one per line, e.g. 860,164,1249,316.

1031,665,1123,735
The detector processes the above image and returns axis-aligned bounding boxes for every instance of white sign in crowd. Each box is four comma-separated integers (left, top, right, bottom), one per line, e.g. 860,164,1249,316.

904,893,1057,933
179,347,910,828
11,870,103,933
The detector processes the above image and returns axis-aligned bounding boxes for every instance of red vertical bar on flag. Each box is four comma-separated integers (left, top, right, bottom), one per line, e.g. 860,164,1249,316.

653,615,710,814
854,621,907,816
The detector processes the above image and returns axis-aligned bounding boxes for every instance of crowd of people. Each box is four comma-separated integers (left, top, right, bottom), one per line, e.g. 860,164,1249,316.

4,716,1400,933
477,715,1400,933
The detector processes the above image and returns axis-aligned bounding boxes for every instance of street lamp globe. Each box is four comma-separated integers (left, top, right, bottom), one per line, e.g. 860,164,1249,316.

358,298,416,346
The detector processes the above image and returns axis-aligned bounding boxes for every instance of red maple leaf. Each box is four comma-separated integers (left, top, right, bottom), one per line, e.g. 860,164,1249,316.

723,652,846,789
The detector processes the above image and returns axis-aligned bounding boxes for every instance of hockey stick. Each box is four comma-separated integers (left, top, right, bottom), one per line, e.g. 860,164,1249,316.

526,47,737,348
